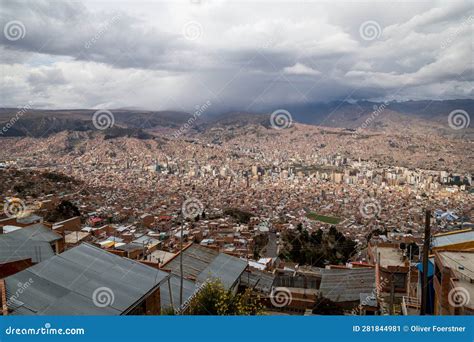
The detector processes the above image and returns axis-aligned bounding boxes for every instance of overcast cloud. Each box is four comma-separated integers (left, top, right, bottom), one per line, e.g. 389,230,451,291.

0,0,472,111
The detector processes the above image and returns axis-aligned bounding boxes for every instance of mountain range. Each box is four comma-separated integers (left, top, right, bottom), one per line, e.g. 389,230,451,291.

0,99,472,138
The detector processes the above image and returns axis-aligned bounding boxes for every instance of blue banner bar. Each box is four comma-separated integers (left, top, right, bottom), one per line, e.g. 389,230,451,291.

0,316,473,342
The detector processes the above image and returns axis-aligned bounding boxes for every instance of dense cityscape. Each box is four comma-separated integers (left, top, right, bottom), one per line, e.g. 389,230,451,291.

0,109,472,316
0,0,472,328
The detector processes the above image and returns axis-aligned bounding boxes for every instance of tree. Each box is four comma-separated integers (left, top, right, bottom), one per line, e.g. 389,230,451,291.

224,208,253,224
280,226,357,267
45,200,80,222
187,279,262,315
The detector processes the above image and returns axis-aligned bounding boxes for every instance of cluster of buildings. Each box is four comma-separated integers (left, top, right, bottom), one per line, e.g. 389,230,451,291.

366,228,474,316
0,123,471,316
0,203,472,316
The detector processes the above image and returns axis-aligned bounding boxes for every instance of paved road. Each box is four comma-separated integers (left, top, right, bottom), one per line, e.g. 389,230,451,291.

263,231,278,258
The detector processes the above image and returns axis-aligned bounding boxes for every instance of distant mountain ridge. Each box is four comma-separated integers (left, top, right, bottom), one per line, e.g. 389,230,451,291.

0,109,191,138
275,99,474,127
0,99,472,138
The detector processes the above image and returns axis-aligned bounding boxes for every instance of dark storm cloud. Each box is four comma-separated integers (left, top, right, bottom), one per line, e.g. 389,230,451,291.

0,0,472,110
0,0,188,71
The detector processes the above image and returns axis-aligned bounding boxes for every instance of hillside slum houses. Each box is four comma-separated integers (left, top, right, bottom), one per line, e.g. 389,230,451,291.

0,208,473,316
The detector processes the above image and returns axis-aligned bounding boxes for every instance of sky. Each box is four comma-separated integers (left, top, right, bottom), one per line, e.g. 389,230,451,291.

0,0,473,112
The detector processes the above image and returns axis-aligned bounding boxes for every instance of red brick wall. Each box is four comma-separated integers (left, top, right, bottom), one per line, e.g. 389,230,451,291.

0,259,34,278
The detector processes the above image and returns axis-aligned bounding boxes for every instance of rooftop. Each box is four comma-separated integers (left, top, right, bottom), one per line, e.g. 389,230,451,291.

432,229,474,249
164,244,219,279
5,243,170,315
0,224,62,263
150,250,176,266
438,251,474,282
2,223,62,244
437,250,474,310
164,244,247,290
0,239,53,264
196,253,247,290
374,245,406,268
240,268,275,294
159,274,197,311
319,268,376,303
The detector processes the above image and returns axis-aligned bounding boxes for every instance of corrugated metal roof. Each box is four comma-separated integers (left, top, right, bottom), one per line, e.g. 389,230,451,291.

160,274,197,311
165,244,219,279
432,230,474,248
2,223,62,243
5,243,169,315
240,269,275,294
133,235,161,246
274,273,320,289
16,215,42,225
114,242,143,252
0,224,62,263
0,239,54,263
319,268,375,303
196,253,247,290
